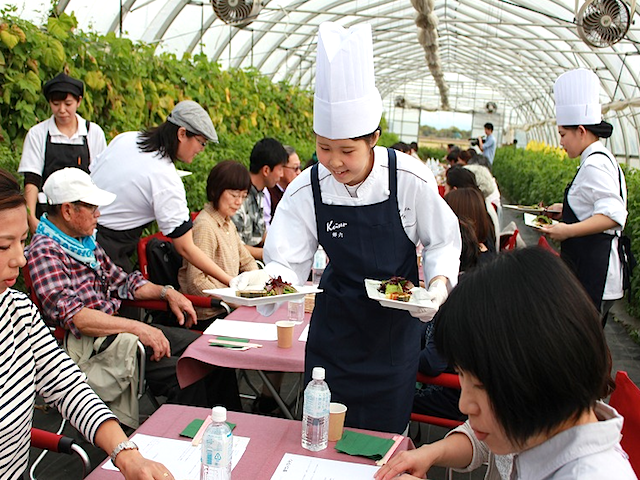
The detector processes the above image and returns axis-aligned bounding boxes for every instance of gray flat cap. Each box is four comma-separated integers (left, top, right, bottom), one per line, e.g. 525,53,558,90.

167,100,218,143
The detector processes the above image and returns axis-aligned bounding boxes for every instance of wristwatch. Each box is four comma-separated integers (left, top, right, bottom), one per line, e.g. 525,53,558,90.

110,440,138,464
160,284,175,300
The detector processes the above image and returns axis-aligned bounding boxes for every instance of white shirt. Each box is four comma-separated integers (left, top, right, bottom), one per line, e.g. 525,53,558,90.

263,147,460,288
90,131,190,235
450,402,636,480
568,141,627,300
18,114,107,176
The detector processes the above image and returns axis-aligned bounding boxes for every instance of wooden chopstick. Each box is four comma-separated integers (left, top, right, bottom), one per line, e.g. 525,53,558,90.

208,339,262,348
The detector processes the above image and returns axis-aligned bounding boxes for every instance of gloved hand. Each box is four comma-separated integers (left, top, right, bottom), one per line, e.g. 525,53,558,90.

230,270,272,290
411,278,449,323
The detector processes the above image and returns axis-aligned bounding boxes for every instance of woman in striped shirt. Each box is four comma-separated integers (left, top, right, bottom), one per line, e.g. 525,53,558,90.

0,168,174,479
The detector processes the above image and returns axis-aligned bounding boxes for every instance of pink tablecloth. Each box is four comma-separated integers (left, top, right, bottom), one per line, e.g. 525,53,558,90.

176,305,309,388
86,404,414,479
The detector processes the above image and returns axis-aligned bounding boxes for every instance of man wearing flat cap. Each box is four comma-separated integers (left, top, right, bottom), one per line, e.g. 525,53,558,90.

19,72,107,234
90,101,233,294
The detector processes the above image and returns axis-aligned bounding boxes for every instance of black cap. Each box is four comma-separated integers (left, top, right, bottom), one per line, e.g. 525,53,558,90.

43,73,84,100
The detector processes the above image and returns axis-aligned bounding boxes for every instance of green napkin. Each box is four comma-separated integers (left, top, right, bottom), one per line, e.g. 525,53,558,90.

334,430,395,460
179,419,237,438
210,336,249,349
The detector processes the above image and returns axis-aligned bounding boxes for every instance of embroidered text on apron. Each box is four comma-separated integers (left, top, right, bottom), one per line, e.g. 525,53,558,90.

307,148,421,434
561,151,618,310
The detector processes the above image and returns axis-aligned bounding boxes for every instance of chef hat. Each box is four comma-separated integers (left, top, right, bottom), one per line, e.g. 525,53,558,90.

313,22,382,139
554,69,602,126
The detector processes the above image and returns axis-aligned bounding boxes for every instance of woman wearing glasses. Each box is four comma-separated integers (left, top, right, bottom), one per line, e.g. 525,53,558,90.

90,101,233,292
178,161,258,323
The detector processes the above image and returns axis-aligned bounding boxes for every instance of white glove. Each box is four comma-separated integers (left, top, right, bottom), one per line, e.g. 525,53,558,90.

229,270,272,290
411,278,449,323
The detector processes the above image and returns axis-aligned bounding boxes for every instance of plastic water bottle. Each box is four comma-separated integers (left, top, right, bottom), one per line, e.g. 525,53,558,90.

201,406,233,480
301,366,331,451
312,246,327,286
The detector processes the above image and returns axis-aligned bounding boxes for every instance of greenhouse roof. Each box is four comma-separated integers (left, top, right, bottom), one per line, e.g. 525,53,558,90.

5,0,640,162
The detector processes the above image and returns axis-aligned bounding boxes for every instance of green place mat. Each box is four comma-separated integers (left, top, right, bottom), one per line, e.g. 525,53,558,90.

179,419,237,438
334,429,395,460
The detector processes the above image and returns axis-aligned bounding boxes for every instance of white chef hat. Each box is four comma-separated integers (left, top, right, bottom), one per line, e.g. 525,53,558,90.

313,22,382,139
554,69,602,126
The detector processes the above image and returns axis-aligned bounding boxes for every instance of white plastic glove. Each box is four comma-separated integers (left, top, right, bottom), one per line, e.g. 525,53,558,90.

229,269,272,291
411,278,449,323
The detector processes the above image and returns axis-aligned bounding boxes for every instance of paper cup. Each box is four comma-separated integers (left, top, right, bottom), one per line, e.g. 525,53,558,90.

328,402,347,441
276,320,295,348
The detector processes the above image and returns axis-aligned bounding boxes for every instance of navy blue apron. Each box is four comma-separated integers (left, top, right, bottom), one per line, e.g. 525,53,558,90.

561,151,617,310
306,148,421,434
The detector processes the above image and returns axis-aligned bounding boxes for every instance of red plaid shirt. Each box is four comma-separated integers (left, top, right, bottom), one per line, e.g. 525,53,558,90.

26,234,147,338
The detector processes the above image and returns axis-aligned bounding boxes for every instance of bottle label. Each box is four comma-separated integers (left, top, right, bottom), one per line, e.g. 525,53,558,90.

304,388,330,417
313,250,326,269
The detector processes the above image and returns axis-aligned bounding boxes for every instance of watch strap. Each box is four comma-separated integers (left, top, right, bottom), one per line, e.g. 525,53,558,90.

160,284,175,300
110,440,138,464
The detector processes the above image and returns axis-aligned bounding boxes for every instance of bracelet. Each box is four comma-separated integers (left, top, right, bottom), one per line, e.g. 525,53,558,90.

160,284,175,300
110,440,138,464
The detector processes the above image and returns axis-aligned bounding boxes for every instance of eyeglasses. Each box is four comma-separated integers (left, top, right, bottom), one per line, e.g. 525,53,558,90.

227,190,248,201
73,201,99,214
284,165,301,172
195,138,207,148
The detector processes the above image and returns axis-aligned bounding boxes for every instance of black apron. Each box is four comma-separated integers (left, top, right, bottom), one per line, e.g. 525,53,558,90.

42,120,91,182
561,151,618,310
36,121,91,218
306,148,421,434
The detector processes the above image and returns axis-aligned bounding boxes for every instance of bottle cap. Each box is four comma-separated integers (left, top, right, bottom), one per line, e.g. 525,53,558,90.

211,406,227,422
312,366,325,380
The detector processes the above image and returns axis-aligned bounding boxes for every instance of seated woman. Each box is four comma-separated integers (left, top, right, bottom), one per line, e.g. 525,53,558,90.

445,188,497,264
178,160,258,323
0,168,174,480
445,166,499,251
376,247,635,480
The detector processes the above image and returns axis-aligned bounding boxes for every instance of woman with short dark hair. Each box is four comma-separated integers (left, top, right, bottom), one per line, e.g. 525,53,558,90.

375,248,635,480
178,160,258,321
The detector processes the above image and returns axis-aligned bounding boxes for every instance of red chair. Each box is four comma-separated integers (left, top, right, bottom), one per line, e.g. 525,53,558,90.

609,371,640,476
137,233,230,315
31,427,91,478
537,235,559,256
410,372,463,430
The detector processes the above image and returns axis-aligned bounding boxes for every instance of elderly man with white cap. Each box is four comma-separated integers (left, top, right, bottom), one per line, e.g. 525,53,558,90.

26,168,241,429
90,100,235,288
541,69,629,325
231,23,461,434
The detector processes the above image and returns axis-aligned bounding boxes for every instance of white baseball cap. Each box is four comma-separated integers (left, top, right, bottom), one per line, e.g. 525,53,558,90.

43,168,116,206
313,22,382,139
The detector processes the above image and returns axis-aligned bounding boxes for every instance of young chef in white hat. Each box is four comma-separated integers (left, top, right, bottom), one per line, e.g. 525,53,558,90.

231,22,461,434
541,68,628,324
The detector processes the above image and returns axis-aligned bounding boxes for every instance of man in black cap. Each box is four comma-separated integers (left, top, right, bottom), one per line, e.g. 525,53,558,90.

19,72,107,233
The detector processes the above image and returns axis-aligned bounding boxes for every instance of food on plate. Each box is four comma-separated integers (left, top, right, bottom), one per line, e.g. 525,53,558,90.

533,215,553,227
235,276,298,298
378,276,414,302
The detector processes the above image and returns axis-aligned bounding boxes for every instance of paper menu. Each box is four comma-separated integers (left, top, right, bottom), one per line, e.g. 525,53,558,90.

102,433,249,479
203,319,277,341
270,453,379,479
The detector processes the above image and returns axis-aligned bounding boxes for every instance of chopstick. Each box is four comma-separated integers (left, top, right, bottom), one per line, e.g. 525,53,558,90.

376,435,404,466
208,339,262,348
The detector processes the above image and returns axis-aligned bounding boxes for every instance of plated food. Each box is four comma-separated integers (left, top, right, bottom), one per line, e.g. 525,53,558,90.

364,278,436,313
204,282,321,307
523,212,559,230
236,276,298,298
377,276,414,302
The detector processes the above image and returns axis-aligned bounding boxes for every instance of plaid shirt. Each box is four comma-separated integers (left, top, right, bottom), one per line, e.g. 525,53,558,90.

26,234,147,338
231,184,265,246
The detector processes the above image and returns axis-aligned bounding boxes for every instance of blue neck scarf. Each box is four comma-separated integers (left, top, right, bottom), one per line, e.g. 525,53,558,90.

36,214,99,271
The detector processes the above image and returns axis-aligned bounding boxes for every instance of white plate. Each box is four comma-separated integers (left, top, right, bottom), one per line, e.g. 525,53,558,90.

523,212,558,230
203,285,322,307
364,279,436,313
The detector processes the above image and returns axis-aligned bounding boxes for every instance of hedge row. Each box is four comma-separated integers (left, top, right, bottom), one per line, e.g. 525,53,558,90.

493,145,640,317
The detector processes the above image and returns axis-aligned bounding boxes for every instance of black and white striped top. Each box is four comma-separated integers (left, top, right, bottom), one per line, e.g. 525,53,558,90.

0,288,115,480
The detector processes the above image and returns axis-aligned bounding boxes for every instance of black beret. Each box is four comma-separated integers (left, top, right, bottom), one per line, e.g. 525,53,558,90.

43,73,84,100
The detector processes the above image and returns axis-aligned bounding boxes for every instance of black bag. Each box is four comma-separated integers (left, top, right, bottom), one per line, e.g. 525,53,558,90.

618,234,637,293
146,237,183,288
